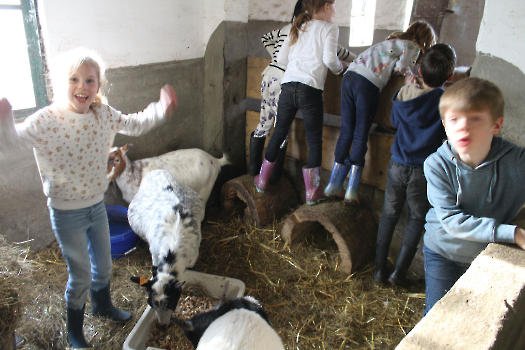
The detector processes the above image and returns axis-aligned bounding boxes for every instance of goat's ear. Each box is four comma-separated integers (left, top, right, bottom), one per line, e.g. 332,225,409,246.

130,276,153,288
173,317,194,331
175,281,185,289
122,143,133,153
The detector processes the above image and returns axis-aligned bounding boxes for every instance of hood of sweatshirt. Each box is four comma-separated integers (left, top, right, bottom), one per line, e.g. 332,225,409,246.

438,136,514,205
389,87,446,167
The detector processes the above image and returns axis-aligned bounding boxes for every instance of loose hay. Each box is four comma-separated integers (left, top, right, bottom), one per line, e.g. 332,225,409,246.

146,286,219,349
10,206,424,350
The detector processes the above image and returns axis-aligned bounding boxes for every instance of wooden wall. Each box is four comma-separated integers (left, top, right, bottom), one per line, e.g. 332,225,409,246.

246,56,404,191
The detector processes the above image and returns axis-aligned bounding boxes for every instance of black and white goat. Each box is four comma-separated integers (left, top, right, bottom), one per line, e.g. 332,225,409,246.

128,169,205,326
176,296,285,350
108,144,228,204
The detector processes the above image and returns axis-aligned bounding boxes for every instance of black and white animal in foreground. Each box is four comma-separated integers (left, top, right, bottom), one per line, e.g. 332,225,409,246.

128,169,205,326
176,296,285,350
108,144,228,204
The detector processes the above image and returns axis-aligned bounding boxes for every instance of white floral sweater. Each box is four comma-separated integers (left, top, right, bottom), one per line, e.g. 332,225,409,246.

348,39,420,91
1,102,165,210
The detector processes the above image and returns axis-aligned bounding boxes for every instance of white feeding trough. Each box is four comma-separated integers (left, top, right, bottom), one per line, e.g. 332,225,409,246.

123,270,245,350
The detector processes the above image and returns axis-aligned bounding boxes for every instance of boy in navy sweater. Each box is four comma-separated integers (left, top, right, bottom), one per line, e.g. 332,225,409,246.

373,43,456,287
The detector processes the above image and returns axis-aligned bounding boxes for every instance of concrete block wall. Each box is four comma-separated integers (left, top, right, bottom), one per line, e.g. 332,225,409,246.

396,243,525,349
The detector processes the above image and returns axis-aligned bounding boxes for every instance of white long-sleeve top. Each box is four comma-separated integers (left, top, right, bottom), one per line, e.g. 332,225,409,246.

0,102,165,210
277,19,344,90
262,22,355,73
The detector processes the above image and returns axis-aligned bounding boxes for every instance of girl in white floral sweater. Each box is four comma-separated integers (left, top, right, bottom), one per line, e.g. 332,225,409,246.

0,47,178,349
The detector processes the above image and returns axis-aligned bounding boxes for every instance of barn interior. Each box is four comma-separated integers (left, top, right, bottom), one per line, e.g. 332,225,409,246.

1,0,525,349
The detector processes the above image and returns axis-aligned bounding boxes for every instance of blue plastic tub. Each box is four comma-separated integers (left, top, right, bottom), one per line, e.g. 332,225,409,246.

106,205,139,259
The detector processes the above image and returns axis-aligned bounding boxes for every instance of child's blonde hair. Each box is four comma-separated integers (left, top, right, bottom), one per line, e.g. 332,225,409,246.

51,48,107,109
387,20,437,56
439,77,505,122
289,0,334,45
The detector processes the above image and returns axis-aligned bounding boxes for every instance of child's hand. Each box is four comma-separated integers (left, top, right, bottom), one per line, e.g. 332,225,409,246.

514,227,525,250
159,85,178,118
404,74,418,85
0,98,13,118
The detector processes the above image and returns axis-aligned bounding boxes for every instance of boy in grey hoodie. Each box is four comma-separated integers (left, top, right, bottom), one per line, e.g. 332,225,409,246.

423,77,525,315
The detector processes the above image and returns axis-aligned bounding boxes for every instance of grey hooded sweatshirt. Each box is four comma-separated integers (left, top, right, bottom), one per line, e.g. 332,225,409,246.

423,136,525,263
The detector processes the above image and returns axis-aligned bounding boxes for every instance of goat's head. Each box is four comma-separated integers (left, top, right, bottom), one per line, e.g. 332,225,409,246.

130,268,184,326
107,143,132,181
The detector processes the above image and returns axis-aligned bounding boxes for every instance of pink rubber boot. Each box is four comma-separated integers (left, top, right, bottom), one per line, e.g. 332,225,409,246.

254,159,275,193
302,166,328,205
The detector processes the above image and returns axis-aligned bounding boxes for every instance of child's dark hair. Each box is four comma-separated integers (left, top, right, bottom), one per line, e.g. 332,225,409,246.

291,0,304,22
439,78,505,121
387,20,437,55
420,43,456,88
289,0,334,45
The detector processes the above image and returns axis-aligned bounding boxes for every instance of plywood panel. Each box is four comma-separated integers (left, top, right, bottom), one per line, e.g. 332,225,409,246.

323,71,343,115
247,56,271,99
373,74,405,129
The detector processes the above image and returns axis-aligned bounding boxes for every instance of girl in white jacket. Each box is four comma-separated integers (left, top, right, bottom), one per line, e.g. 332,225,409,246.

254,0,346,205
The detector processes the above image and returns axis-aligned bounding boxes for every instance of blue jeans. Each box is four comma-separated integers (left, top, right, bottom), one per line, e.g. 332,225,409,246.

49,200,113,310
377,160,429,251
423,244,470,315
264,82,324,168
334,72,380,166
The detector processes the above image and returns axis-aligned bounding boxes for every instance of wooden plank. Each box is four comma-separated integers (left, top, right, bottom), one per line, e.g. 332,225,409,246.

247,56,271,99
323,71,343,115
374,74,405,129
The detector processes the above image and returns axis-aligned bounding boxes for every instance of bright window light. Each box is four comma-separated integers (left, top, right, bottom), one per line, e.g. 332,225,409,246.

349,0,376,47
0,8,36,110
403,0,414,30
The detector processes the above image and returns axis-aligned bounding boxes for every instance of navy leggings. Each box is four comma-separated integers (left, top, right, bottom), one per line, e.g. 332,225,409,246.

334,71,380,166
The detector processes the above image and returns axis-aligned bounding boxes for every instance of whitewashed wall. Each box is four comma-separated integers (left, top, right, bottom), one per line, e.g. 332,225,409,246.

37,0,406,69
248,0,352,27
375,0,409,29
38,0,207,68
477,0,525,73
474,0,525,146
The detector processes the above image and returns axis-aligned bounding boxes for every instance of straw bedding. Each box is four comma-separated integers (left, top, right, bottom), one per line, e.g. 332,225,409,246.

5,206,425,350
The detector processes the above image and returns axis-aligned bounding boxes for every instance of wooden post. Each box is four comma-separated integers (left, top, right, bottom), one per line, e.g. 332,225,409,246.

281,200,377,274
221,174,300,227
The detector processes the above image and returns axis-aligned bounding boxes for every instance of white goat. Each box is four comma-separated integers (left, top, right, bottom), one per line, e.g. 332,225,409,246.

176,296,285,350
128,169,205,326
108,144,228,204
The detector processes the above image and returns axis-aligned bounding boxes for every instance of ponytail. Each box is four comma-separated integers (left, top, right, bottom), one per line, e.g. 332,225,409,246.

289,0,334,45
290,12,311,45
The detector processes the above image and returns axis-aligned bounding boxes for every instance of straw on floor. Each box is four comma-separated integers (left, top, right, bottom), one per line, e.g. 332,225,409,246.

7,206,425,350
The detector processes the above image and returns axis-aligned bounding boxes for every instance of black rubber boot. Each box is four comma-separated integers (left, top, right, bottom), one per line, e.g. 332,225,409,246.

373,242,390,284
67,306,90,349
269,140,288,183
388,246,418,288
249,132,266,176
90,281,132,323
